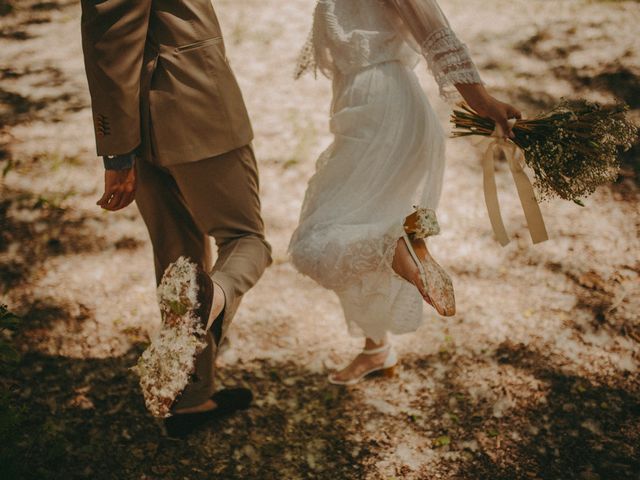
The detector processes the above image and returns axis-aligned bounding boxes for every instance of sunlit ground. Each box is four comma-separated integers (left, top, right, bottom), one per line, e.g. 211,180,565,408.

1,0,639,478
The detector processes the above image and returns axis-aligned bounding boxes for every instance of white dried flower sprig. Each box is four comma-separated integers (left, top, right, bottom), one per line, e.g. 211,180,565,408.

156,256,200,316
131,257,206,418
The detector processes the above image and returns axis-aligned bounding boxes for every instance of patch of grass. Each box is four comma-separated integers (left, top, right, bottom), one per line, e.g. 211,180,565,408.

0,304,20,363
0,1,14,16
284,111,319,169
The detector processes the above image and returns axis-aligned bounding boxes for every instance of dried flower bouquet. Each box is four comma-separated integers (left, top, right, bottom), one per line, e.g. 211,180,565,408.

451,99,638,205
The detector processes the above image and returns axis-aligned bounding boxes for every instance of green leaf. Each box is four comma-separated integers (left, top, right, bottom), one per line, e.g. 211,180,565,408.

168,301,187,316
0,305,21,330
487,429,499,438
0,342,20,364
434,435,451,447
1,158,14,178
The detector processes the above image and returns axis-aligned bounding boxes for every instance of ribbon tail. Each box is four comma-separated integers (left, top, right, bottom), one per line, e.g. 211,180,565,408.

507,149,549,244
482,143,510,247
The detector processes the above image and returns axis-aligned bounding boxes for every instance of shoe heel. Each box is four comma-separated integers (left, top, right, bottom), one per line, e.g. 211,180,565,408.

382,365,396,378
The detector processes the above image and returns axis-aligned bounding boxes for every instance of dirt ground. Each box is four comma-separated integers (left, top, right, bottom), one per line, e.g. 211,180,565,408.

1,0,639,479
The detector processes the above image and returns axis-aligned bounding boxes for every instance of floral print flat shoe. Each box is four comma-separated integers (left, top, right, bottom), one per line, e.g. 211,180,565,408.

132,256,214,418
402,207,456,317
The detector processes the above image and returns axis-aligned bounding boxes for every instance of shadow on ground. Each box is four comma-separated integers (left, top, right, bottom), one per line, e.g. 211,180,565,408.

2,342,638,480
2,347,366,480
453,342,640,480
0,186,110,292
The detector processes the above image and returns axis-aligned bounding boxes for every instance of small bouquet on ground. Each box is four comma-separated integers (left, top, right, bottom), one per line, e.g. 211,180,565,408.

451,99,638,205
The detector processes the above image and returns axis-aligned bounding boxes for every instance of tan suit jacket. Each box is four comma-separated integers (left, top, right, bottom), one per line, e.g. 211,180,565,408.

81,0,253,166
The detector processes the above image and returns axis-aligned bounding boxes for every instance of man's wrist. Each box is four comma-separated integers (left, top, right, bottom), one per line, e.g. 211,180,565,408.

103,150,138,170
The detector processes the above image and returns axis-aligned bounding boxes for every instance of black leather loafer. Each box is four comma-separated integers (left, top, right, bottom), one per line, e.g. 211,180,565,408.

164,388,253,438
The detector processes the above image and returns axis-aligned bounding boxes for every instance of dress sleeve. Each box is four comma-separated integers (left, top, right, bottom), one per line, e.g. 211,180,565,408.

385,0,482,100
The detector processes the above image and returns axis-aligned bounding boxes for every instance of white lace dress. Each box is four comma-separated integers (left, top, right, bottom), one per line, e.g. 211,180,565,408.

288,0,482,342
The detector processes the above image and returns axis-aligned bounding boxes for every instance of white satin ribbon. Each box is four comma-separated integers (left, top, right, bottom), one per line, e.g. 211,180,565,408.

476,120,549,247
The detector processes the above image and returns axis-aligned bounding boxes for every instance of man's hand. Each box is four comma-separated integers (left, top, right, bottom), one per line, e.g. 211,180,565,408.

97,167,137,211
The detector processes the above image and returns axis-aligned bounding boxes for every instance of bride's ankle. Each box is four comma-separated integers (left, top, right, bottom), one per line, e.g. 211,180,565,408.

364,337,387,350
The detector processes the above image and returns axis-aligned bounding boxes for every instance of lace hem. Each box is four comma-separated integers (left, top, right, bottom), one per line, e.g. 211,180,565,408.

289,221,406,293
295,27,317,79
293,221,423,342
421,27,482,101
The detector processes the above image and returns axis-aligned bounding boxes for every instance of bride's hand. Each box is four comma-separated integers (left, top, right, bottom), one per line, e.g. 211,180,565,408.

456,84,522,138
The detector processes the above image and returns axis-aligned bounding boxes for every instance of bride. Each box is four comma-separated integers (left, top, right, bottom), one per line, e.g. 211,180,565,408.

289,0,521,384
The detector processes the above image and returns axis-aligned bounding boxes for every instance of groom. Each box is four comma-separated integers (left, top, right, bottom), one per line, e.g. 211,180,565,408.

80,0,272,435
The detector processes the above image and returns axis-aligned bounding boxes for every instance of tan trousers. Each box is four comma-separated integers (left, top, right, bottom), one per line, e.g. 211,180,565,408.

135,144,272,409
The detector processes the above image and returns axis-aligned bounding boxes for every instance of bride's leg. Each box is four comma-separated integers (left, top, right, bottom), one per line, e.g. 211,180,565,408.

329,337,393,384
392,236,433,305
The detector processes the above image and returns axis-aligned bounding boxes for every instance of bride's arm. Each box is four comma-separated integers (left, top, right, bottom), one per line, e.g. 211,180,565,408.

455,84,521,138
385,0,521,137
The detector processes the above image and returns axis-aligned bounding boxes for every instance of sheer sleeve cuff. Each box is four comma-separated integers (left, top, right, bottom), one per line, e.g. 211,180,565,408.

421,27,483,101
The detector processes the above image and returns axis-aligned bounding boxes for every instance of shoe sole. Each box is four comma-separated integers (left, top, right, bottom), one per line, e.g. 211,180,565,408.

328,364,398,386
133,257,208,418
421,251,456,317
328,349,399,386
